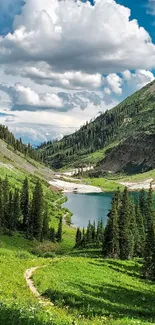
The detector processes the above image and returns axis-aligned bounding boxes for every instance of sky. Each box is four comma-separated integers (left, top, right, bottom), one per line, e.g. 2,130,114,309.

0,0,155,145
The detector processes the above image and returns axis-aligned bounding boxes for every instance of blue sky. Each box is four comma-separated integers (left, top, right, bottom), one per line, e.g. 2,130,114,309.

0,0,155,144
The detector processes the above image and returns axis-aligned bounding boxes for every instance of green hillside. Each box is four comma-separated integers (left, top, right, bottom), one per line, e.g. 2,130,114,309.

38,80,155,171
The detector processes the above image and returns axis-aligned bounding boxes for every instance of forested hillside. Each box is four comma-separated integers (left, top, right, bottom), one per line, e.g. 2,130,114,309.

38,80,155,170
0,124,41,162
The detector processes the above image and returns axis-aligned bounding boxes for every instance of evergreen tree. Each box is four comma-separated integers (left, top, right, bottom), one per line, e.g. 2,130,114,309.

119,187,132,260
103,198,120,258
13,189,21,231
86,220,93,244
75,228,82,247
49,227,56,242
7,191,13,235
135,198,145,257
57,216,63,242
3,177,9,229
31,181,44,240
0,179,3,233
20,178,29,230
143,184,155,279
81,227,86,247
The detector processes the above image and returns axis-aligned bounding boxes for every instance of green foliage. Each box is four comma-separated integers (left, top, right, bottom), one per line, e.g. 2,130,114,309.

34,256,155,324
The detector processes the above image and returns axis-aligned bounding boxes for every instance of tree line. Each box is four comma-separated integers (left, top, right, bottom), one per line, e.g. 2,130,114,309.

0,177,62,243
75,186,155,280
75,220,104,248
0,124,41,162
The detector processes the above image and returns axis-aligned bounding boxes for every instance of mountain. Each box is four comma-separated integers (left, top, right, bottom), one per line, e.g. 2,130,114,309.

38,80,155,172
94,133,155,175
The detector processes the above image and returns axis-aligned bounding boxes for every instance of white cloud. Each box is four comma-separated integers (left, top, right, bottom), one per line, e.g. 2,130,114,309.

122,69,154,90
5,64,102,90
106,73,123,95
0,83,64,110
0,0,155,74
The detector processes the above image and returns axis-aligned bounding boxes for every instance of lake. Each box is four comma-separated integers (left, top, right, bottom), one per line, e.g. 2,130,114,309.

63,192,140,228
63,192,114,228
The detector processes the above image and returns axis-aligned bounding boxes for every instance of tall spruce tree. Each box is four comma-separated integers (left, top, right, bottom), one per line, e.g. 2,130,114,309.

31,181,44,240
13,189,21,231
143,184,155,279
119,187,132,260
20,178,29,230
103,197,120,258
135,198,145,257
75,228,82,247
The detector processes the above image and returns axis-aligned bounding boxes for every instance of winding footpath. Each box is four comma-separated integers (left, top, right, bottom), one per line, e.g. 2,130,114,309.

24,266,53,306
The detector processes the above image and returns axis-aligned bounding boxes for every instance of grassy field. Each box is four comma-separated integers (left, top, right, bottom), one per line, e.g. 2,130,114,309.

34,255,155,325
84,177,125,192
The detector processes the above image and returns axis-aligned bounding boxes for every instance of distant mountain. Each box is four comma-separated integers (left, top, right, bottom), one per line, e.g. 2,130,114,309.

38,80,155,172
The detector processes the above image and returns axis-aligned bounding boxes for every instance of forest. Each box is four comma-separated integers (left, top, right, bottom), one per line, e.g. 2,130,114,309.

75,186,155,280
0,177,62,243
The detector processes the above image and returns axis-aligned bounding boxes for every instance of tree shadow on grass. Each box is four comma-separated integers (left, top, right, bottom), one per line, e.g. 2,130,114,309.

88,259,142,278
0,303,49,325
43,281,155,322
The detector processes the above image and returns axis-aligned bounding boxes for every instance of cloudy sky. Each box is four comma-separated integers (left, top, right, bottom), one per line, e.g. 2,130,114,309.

0,0,155,144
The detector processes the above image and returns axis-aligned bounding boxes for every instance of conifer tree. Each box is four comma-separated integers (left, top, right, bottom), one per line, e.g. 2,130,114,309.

119,187,132,260
7,191,13,235
3,176,9,229
103,198,120,258
31,181,44,240
49,227,56,242
75,228,82,247
57,216,63,242
13,189,21,231
86,220,93,244
0,179,3,233
20,178,29,230
135,198,145,257
81,227,86,247
143,184,155,279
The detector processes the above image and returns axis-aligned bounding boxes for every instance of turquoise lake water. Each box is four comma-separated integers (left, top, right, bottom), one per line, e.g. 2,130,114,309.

63,192,140,228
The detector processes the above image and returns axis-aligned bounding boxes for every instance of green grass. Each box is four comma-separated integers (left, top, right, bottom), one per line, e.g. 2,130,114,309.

34,256,155,325
84,177,124,192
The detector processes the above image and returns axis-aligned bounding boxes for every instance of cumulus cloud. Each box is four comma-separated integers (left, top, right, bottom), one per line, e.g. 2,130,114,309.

122,69,154,90
0,83,109,112
0,0,155,74
5,64,102,90
0,83,64,111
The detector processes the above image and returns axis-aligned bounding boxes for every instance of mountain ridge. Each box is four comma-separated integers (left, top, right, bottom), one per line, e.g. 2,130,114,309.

38,80,155,172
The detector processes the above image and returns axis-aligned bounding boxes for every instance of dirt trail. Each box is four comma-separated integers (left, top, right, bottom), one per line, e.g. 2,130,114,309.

24,266,53,306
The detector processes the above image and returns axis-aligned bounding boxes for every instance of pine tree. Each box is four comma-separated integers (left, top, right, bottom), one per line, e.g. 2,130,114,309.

20,178,29,230
3,176,9,229
7,191,13,235
75,228,82,247
119,187,132,260
31,181,44,240
81,227,86,247
49,228,56,242
57,216,63,242
0,179,3,233
143,184,155,279
135,198,145,257
13,189,21,231
86,220,93,244
103,198,120,258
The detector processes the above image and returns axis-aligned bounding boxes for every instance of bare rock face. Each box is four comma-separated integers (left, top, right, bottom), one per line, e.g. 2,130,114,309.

96,134,155,175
